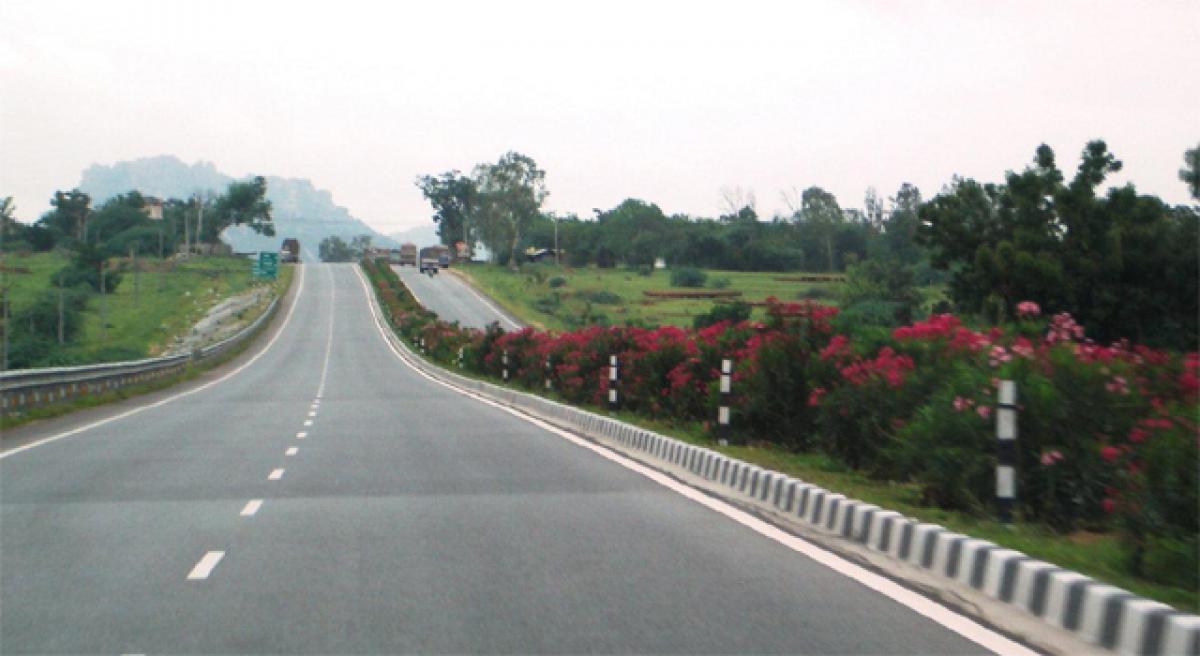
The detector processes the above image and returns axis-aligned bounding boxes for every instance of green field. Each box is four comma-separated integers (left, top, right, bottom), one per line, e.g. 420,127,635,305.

1,251,290,365
456,263,845,331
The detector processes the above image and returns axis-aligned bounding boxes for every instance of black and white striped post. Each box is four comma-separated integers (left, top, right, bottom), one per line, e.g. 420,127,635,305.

457,346,464,369
996,379,1018,523
544,356,553,391
608,355,619,411
716,358,732,437
502,350,509,382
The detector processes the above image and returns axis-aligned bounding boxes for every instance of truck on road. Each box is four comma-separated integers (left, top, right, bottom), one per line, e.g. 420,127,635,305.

280,238,300,263
398,242,418,267
418,246,441,275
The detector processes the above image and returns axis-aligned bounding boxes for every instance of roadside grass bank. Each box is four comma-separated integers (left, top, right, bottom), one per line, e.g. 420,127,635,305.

364,256,1199,613
0,264,294,432
456,263,847,331
1,252,270,367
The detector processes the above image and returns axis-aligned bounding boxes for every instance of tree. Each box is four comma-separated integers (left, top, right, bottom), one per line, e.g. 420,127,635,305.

1181,143,1200,201
879,183,923,264
796,186,844,271
416,171,478,250
38,189,91,242
718,186,756,218
205,176,274,242
318,235,356,262
472,152,547,268
921,141,1197,347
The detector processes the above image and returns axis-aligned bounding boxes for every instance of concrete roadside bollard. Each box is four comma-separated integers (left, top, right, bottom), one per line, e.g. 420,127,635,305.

608,354,619,411
458,346,464,369
545,356,553,391
502,349,509,381
717,358,732,437
996,380,1017,523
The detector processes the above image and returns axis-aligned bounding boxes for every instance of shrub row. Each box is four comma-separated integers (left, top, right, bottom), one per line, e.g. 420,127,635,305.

361,258,1199,587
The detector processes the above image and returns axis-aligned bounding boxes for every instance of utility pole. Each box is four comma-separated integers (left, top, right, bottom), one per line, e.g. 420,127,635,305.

57,285,65,344
131,244,139,307
184,197,191,256
100,262,108,341
158,224,165,291
2,290,9,371
196,196,205,254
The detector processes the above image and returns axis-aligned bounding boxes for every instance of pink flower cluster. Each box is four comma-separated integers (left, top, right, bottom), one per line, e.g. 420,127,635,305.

840,347,914,388
1016,301,1041,318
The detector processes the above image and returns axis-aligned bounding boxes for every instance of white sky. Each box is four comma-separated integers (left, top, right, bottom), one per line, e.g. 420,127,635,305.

2,1,1197,234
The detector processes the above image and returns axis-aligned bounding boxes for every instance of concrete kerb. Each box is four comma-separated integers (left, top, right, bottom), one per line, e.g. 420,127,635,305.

365,281,1195,656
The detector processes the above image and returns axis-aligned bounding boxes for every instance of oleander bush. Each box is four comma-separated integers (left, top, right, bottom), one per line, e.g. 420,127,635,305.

361,257,1199,584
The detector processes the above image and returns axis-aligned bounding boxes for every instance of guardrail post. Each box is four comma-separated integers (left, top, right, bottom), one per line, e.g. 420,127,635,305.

996,380,1018,523
608,355,619,411
717,358,732,437
502,350,509,381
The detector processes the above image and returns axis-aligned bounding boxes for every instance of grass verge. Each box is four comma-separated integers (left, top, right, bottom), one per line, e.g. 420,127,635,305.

0,264,294,432
456,263,845,331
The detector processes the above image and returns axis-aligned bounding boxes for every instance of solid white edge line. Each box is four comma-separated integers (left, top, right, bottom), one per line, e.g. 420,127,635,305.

186,551,225,580
450,271,521,329
240,499,263,516
352,263,1036,656
268,468,284,480
0,263,309,461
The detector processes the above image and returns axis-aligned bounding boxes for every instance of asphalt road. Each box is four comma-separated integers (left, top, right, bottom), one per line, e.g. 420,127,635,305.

392,264,522,331
1,263,1007,654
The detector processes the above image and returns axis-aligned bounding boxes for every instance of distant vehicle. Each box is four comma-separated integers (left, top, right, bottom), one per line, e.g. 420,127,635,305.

438,253,450,269
280,238,300,263
398,242,418,267
419,245,445,275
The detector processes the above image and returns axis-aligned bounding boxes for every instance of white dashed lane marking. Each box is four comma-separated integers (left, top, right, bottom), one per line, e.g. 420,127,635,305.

285,447,298,456
186,551,225,580
303,420,313,427
268,468,284,481
296,431,307,439
240,500,263,516
307,411,317,417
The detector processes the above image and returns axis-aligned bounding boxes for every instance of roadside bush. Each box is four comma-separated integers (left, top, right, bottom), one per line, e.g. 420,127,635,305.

693,302,751,330
547,276,567,288
709,276,731,289
532,293,561,315
579,289,621,305
360,257,1200,588
670,266,707,288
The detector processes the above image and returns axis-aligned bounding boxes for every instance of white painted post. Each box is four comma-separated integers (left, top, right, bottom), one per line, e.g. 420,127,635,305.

996,380,1017,523
717,358,732,436
608,354,619,410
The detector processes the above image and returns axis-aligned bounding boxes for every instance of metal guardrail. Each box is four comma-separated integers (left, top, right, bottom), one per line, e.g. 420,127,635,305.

0,296,280,412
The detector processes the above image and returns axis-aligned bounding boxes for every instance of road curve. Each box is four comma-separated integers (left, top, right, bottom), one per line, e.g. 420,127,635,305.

392,264,523,331
1,263,1007,654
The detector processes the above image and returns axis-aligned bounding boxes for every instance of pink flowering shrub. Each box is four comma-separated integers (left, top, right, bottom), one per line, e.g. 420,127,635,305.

364,260,1198,583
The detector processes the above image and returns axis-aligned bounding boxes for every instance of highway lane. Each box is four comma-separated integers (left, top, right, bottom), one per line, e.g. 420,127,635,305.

393,263,522,331
1,263,1010,654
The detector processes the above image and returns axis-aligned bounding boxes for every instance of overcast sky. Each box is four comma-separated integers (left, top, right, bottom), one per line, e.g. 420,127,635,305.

2,1,1197,234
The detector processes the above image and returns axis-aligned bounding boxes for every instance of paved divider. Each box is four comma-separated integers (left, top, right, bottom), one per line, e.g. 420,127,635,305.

367,280,1200,656
1,296,281,412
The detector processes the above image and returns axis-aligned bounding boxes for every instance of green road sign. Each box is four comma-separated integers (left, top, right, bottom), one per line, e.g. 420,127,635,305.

254,251,278,279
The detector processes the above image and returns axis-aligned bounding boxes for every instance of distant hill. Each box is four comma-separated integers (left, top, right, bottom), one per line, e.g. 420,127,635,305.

387,224,440,248
78,155,397,260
